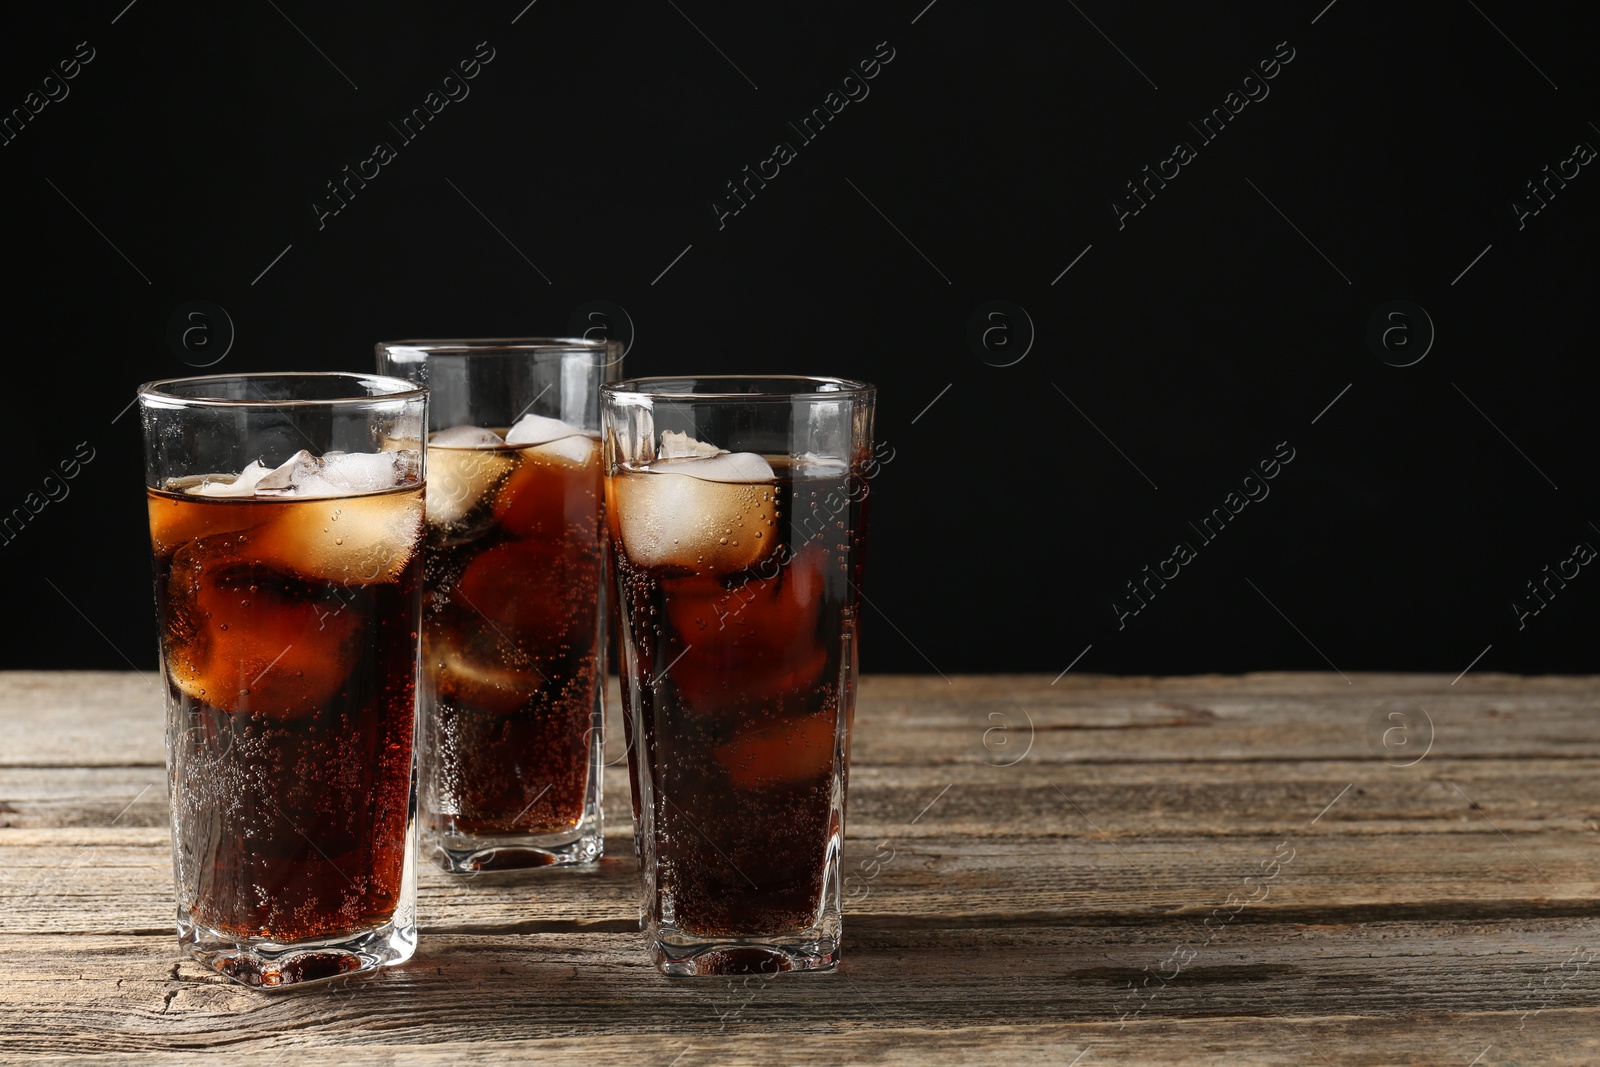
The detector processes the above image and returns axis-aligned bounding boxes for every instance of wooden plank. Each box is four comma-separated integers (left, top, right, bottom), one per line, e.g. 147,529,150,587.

850,674,1600,765
2,921,1598,1058
0,672,166,767
8,671,1600,769
0,768,170,829
3,827,1597,939
1,1019,1597,1067
7,760,1600,838
9,755,1600,838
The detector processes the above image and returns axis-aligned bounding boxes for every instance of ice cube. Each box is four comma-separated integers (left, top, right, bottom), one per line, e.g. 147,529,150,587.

426,630,535,716
795,452,849,476
426,443,514,527
453,539,596,660
505,413,585,447
534,432,599,467
318,451,416,495
184,460,274,497
431,424,505,448
255,489,424,585
253,449,416,498
715,710,838,788
426,540,600,712
664,541,829,715
649,452,775,483
659,430,722,459
493,434,601,539
163,542,363,717
184,450,419,500
611,454,778,574
253,450,320,493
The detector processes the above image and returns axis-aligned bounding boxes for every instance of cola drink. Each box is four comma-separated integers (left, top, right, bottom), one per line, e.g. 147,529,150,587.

418,419,604,860
147,445,424,984
378,340,616,872
603,377,876,976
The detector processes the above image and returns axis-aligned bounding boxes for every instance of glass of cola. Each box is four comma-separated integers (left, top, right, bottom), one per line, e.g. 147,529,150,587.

377,338,620,872
138,373,428,988
602,376,876,975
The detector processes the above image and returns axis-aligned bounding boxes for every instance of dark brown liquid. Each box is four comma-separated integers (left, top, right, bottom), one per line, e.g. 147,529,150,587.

420,441,602,837
608,464,865,938
148,487,422,943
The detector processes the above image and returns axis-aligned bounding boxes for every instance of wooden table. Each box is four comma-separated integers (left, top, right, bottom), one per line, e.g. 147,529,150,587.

3,672,1598,1064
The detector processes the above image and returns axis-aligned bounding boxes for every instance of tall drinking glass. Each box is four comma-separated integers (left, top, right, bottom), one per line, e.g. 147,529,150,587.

138,373,427,988
602,376,875,975
377,339,619,871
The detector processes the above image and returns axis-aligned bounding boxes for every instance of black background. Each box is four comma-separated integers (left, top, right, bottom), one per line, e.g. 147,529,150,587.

2,1,1596,678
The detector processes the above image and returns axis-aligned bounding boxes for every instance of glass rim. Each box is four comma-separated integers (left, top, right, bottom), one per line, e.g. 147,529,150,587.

602,375,875,401
137,371,428,409
376,337,615,356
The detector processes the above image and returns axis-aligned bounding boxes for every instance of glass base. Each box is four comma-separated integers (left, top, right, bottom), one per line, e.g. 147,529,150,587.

178,913,417,989
649,922,841,976
426,813,603,873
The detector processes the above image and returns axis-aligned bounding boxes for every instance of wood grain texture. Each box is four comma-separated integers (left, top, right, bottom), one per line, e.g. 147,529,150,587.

8,671,1600,768
3,671,1599,1064
5,830,1600,942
